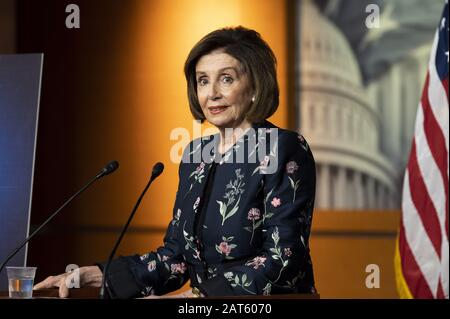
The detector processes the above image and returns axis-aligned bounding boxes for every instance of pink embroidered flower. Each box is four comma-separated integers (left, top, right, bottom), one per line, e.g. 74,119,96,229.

161,255,169,262
170,262,186,274
196,162,205,173
248,208,261,221
218,242,232,256
245,256,267,269
284,248,292,257
298,134,305,143
271,197,281,207
286,161,299,174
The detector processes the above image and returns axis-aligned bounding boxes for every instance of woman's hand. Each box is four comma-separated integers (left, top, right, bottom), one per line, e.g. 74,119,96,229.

33,265,103,298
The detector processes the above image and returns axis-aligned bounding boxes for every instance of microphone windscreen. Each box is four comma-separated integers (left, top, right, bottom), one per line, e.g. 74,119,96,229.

103,160,119,176
152,162,164,178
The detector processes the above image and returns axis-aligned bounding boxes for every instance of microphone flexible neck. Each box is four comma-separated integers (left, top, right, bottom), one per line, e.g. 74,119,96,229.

0,174,100,275
99,173,158,299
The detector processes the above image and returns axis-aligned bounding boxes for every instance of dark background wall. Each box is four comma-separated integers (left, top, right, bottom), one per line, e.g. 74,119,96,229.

0,0,16,53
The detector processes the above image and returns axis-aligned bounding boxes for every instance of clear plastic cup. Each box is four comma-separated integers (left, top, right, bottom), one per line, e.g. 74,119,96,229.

6,266,37,298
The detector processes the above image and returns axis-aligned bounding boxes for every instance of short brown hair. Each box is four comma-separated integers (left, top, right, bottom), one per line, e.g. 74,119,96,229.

184,26,279,123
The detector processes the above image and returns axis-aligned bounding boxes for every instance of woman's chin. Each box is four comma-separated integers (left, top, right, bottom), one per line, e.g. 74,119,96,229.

206,116,234,129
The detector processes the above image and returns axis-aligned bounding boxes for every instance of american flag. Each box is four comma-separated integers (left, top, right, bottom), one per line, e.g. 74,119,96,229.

395,2,449,299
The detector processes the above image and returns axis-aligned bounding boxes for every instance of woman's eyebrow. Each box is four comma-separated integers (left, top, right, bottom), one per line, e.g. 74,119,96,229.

218,67,238,74
196,67,239,75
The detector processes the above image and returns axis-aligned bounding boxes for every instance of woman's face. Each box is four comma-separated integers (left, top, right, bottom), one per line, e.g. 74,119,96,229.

195,50,253,130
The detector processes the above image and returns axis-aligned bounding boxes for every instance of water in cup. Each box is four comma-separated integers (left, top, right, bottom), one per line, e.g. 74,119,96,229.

6,267,37,298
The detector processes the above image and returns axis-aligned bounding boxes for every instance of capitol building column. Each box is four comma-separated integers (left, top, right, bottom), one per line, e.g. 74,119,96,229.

376,182,384,209
354,171,365,209
366,177,376,209
318,164,331,209
335,166,347,209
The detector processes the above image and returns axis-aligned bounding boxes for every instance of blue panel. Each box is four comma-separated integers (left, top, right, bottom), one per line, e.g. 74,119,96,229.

0,54,43,290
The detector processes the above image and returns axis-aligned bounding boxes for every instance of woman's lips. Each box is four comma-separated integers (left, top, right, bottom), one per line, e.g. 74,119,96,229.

208,105,229,115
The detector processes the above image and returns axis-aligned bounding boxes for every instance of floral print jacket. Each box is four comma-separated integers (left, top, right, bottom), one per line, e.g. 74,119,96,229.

101,121,316,298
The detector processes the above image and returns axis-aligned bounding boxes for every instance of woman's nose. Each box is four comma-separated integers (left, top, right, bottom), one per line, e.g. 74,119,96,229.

208,82,222,100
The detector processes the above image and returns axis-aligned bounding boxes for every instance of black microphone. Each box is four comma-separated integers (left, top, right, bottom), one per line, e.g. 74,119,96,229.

0,160,119,276
99,162,164,299
96,160,119,179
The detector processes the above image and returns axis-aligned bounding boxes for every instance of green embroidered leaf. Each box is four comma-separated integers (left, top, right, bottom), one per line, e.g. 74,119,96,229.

229,244,237,249
235,276,239,285
185,244,189,250
269,248,278,254
288,176,295,190
265,188,274,203
254,220,263,228
217,200,226,218
283,260,289,267
223,204,239,224
272,255,280,260
231,283,237,287
243,226,252,232
265,213,274,219
227,196,241,218
227,236,234,241
242,274,247,283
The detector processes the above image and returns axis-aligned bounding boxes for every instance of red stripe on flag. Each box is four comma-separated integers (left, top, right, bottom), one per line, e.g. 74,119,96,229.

408,141,442,258
421,74,449,240
437,278,445,299
399,219,434,298
442,77,448,102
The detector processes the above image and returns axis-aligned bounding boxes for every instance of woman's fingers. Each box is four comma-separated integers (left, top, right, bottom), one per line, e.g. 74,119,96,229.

34,273,71,298
142,295,161,299
58,276,70,298
34,275,63,290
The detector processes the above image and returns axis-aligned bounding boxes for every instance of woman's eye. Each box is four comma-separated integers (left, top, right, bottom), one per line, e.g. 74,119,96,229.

222,76,233,84
197,78,208,86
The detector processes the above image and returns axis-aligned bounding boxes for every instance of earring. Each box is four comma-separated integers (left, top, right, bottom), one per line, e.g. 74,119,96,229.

251,96,256,103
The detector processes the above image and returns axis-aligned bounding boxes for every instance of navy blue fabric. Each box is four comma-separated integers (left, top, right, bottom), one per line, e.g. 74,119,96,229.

102,121,317,298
